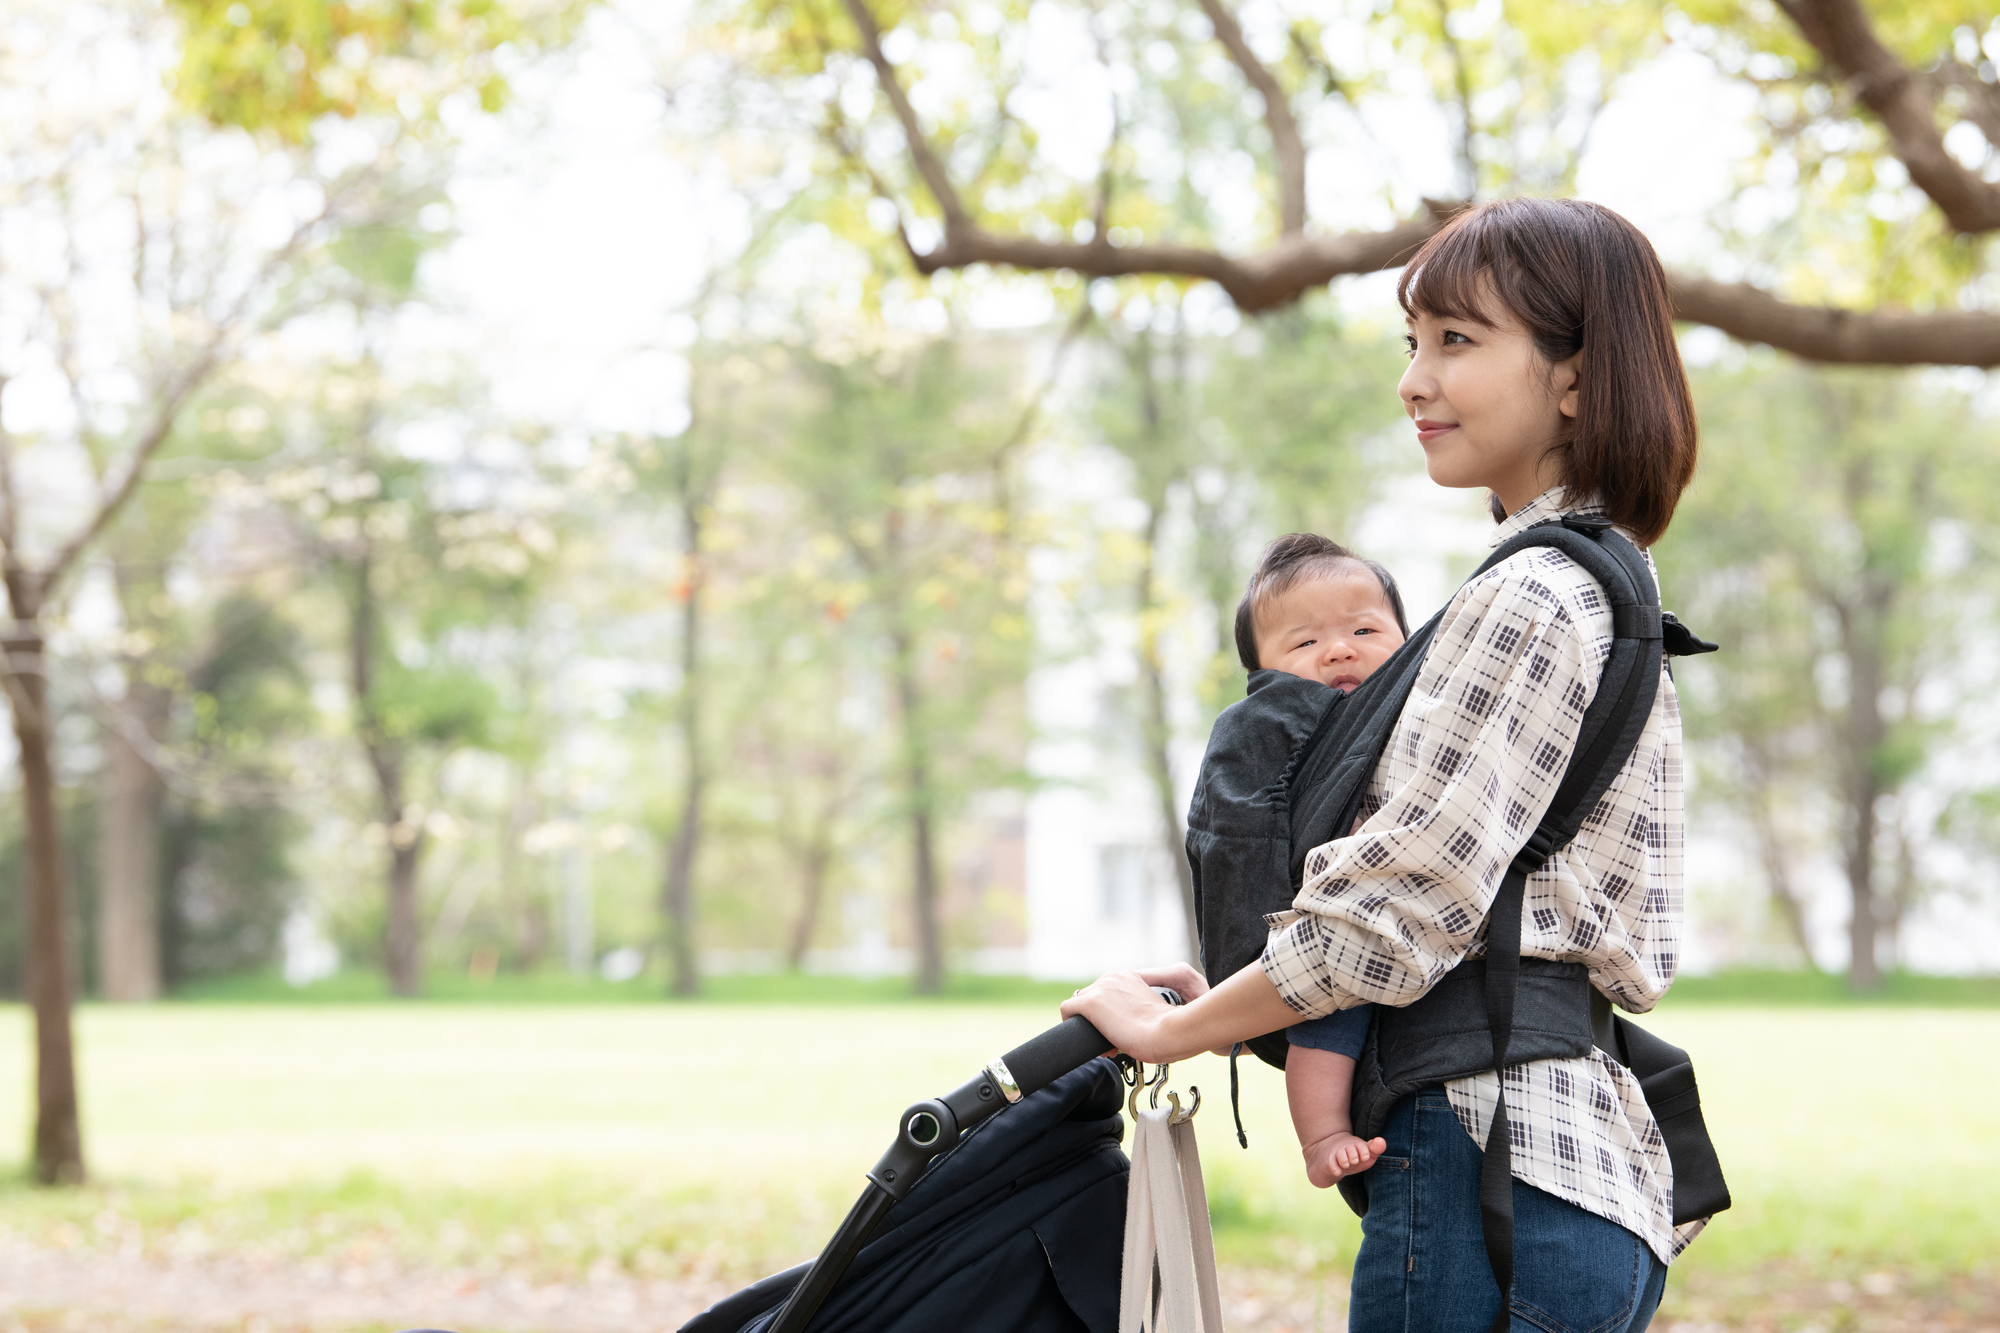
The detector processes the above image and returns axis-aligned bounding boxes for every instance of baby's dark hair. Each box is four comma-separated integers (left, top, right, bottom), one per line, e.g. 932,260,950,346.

1233,534,1409,672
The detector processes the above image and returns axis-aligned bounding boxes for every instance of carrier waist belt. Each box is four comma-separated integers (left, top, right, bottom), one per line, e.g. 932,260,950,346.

1343,958,1732,1230
1348,957,1593,1146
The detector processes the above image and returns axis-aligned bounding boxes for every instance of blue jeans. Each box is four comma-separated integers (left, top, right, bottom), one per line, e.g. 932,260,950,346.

1349,1087,1667,1333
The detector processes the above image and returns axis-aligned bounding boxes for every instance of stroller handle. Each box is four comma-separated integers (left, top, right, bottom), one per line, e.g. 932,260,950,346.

750,986,1185,1333
995,986,1184,1100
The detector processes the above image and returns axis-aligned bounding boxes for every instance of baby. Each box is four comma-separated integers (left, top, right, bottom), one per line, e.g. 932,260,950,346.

1231,534,1407,1189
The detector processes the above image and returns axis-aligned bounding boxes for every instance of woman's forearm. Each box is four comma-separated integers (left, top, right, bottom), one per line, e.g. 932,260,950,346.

1061,960,1301,1064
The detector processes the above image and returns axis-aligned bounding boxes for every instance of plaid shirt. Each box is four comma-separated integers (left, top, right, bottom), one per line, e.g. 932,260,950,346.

1260,488,1704,1264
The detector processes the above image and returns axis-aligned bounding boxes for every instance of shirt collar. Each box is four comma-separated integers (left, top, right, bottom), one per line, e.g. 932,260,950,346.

1488,487,1608,548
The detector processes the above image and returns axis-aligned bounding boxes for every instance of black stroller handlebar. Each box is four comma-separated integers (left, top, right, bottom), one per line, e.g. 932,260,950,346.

756,987,1184,1333
997,985,1183,1102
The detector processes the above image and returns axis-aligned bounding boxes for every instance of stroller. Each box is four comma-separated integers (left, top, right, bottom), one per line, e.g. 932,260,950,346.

395,997,1184,1333
677,994,1185,1333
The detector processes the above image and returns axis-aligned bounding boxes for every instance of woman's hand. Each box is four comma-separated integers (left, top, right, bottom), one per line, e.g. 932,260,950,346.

1133,963,1209,1004
1060,972,1184,1064
1061,960,1299,1065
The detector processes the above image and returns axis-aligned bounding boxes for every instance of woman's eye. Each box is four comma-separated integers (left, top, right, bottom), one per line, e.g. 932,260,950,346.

1442,329,1470,346
1401,334,1417,355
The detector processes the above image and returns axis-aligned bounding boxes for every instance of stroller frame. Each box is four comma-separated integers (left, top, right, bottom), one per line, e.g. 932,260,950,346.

761,989,1182,1333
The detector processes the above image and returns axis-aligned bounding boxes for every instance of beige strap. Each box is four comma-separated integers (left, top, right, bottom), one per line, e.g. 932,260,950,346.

1118,1107,1225,1333
1172,1115,1226,1333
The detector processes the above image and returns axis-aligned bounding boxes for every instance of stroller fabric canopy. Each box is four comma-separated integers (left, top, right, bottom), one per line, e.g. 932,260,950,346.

680,1058,1130,1333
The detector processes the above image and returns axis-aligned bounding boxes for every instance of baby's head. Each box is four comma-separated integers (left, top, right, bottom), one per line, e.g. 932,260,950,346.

1234,535,1409,692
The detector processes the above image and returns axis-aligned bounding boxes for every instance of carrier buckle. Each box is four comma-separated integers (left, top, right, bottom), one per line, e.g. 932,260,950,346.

1510,826,1562,877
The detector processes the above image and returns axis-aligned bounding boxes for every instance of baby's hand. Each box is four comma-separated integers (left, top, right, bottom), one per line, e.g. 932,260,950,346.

1301,1131,1387,1190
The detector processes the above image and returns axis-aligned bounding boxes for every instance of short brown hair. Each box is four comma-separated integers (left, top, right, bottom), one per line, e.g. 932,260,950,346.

1397,198,1697,546
1234,534,1409,672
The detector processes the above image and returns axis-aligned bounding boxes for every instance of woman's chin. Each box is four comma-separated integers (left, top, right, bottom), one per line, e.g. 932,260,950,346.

1420,454,1482,491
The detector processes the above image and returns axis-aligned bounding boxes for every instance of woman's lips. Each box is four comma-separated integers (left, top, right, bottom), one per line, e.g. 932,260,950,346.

1414,418,1458,444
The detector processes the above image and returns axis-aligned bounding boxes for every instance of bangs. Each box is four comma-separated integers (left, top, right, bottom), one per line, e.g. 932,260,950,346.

1396,218,1507,325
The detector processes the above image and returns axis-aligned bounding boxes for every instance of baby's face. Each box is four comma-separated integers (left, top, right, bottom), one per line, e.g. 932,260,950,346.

1255,572,1406,692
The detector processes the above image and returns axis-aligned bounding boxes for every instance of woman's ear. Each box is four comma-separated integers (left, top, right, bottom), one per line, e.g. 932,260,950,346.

1554,352,1582,420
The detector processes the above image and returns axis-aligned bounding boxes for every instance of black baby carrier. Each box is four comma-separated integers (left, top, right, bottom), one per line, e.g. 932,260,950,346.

1186,515,1730,1324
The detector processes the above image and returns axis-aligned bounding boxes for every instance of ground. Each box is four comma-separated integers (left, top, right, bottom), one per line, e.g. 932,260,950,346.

0,997,1992,1332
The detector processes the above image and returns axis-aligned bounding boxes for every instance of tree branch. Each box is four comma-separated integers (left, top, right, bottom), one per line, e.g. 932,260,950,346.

915,210,1451,310
1433,0,1480,196
839,0,969,234
1668,272,2000,366
1193,0,1308,234
1775,0,2000,234
41,182,347,594
0,376,20,567
839,0,1443,308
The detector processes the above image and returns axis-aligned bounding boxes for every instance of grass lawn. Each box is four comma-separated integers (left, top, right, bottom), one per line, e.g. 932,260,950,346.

0,997,1992,1307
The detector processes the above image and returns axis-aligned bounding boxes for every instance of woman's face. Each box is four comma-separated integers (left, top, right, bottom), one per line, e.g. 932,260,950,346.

1397,289,1579,516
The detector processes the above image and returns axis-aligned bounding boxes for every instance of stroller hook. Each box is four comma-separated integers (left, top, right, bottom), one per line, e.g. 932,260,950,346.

1129,1062,1171,1120
1168,1085,1201,1123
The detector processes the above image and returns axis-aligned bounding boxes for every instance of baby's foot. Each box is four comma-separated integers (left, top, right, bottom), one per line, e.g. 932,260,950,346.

1302,1131,1388,1189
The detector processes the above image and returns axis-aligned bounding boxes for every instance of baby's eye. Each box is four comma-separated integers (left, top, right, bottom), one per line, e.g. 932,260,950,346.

1355,627,1374,635
1294,639,1317,650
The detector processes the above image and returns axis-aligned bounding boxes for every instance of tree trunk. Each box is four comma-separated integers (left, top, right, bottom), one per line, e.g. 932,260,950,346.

889,622,945,993
5,614,86,1184
96,680,169,1002
384,828,425,995
894,638,944,995
1135,506,1202,964
786,782,841,970
1836,592,1890,993
1740,737,1819,971
881,502,945,995
1126,336,1202,964
349,552,424,997
663,502,703,998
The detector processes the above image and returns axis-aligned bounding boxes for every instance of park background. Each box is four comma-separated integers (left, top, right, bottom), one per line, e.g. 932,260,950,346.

1,0,1998,1328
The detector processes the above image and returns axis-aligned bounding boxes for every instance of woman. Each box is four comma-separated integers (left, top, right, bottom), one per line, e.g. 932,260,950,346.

1061,197,1701,1332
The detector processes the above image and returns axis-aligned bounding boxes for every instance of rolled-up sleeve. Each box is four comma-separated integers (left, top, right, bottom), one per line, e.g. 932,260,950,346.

1260,553,1607,1018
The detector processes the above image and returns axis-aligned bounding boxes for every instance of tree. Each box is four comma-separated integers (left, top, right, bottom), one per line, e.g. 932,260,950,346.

625,355,739,998
0,0,416,1183
165,0,585,142
1659,359,2000,987
778,338,1032,992
737,0,2000,366
1092,319,1207,961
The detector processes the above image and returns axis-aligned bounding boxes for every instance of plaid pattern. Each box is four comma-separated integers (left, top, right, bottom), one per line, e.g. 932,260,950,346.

1259,489,1704,1264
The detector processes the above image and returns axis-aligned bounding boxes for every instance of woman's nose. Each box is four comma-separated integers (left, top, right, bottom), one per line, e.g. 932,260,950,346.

1398,357,1432,410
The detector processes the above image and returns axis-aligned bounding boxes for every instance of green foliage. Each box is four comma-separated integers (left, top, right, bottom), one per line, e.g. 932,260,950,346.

160,597,314,988
1657,355,2000,967
166,0,587,140
328,221,435,299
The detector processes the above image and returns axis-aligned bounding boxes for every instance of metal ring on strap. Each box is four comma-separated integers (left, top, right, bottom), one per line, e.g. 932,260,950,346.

984,1057,1022,1103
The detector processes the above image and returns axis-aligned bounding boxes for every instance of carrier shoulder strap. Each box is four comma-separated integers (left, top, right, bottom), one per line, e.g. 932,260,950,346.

1473,516,1664,1333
